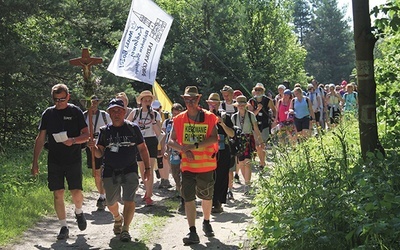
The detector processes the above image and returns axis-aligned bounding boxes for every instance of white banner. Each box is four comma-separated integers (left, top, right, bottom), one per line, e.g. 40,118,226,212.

107,0,173,85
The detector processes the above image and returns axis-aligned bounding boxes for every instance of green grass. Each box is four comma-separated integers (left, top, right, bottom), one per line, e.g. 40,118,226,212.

0,149,95,246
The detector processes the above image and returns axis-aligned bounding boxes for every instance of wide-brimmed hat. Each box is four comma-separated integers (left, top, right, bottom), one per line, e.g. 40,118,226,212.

277,84,286,90
136,90,155,104
220,85,234,93
181,86,201,97
107,98,125,111
90,95,100,101
233,95,247,106
253,82,265,90
206,93,221,102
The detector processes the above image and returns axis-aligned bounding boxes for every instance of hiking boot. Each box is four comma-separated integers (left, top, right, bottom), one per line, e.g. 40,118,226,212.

182,231,200,245
96,197,106,210
57,226,69,240
145,197,154,206
75,212,87,231
158,179,172,189
244,185,251,196
120,230,131,242
227,190,234,200
202,223,215,237
113,217,124,235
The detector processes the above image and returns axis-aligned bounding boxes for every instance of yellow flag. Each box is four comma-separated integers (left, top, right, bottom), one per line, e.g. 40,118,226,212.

152,81,173,119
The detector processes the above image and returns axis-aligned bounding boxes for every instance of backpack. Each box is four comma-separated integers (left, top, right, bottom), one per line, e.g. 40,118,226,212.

229,111,252,156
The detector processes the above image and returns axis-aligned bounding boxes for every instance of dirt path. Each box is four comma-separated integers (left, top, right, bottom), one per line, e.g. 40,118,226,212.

4,172,257,250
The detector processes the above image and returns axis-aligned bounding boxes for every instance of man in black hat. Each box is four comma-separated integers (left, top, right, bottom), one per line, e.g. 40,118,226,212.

83,95,111,210
89,98,150,242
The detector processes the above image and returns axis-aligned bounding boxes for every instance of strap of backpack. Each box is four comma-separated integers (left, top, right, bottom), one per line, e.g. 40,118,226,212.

100,111,108,125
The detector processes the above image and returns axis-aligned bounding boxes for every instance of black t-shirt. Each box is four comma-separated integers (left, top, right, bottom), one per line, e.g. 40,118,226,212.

248,95,271,129
39,104,87,165
97,121,144,177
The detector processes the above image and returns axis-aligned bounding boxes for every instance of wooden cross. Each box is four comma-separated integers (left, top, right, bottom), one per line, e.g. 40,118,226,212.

69,48,102,176
69,48,103,82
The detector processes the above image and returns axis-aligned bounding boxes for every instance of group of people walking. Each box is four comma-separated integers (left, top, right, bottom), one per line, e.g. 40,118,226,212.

30,79,357,245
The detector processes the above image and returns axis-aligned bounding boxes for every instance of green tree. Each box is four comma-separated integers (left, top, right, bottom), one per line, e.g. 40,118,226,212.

293,0,312,44
303,0,354,84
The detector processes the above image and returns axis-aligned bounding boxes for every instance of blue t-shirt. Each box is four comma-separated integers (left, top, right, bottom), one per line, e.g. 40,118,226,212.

293,97,310,119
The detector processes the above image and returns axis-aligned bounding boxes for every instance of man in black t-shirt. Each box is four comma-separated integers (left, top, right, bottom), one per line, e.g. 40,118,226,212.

31,84,89,240
89,98,150,242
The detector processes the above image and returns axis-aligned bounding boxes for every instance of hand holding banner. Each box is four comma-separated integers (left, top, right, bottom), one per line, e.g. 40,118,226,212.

107,0,173,85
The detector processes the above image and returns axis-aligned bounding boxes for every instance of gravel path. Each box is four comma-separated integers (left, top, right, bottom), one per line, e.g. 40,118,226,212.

4,172,256,250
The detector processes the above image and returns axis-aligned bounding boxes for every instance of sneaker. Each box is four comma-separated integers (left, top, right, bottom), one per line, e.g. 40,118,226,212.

227,190,234,200
113,217,124,235
244,185,251,196
234,173,241,184
145,197,154,206
182,231,200,245
120,230,131,242
202,223,215,237
96,197,106,210
57,226,69,240
75,212,87,231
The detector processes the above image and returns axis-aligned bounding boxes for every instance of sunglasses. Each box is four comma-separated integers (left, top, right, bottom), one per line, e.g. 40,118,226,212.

53,96,67,102
254,88,263,92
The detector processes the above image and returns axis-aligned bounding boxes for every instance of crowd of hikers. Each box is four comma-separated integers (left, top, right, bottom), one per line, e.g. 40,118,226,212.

31,79,358,244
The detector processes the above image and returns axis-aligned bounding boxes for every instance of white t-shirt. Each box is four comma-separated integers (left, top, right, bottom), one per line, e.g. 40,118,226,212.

130,108,161,138
83,110,111,135
219,101,237,115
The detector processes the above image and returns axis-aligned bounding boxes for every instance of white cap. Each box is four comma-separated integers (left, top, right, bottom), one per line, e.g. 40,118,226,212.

151,100,161,109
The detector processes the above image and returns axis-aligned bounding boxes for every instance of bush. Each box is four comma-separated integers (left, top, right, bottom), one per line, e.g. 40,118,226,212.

249,118,400,249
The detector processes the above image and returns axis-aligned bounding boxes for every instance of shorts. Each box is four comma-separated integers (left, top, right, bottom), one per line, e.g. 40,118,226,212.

102,172,139,205
47,162,83,191
328,106,341,124
137,136,158,161
294,116,310,132
86,147,103,169
228,155,236,172
314,111,321,122
181,171,215,202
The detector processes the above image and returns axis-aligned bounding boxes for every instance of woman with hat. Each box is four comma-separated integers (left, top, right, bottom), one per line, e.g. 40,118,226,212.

207,93,234,213
231,95,264,195
127,90,162,206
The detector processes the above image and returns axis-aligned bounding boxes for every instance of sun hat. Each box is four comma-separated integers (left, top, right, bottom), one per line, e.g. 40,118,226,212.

233,95,247,106
180,86,201,97
151,100,161,109
220,85,234,93
233,90,243,100
107,98,125,111
136,90,155,104
253,82,265,90
90,95,100,100
206,93,221,102
278,84,286,90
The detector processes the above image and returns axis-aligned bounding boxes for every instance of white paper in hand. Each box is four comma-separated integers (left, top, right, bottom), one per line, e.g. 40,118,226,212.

52,131,68,143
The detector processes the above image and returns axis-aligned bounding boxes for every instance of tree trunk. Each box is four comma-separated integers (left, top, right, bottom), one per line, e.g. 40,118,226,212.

352,1,385,160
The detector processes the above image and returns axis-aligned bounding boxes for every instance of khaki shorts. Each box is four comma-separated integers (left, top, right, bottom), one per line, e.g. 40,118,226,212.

103,172,139,205
181,171,215,202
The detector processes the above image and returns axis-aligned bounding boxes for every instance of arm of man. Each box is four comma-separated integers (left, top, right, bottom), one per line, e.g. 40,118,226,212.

63,127,89,146
137,142,151,181
31,130,46,176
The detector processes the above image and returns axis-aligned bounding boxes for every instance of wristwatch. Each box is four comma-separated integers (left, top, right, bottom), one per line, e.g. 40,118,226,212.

72,137,76,145
194,142,199,149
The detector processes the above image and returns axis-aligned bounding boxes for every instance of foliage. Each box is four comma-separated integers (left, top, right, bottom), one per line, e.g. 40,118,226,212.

249,115,400,249
302,0,354,84
0,148,95,246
